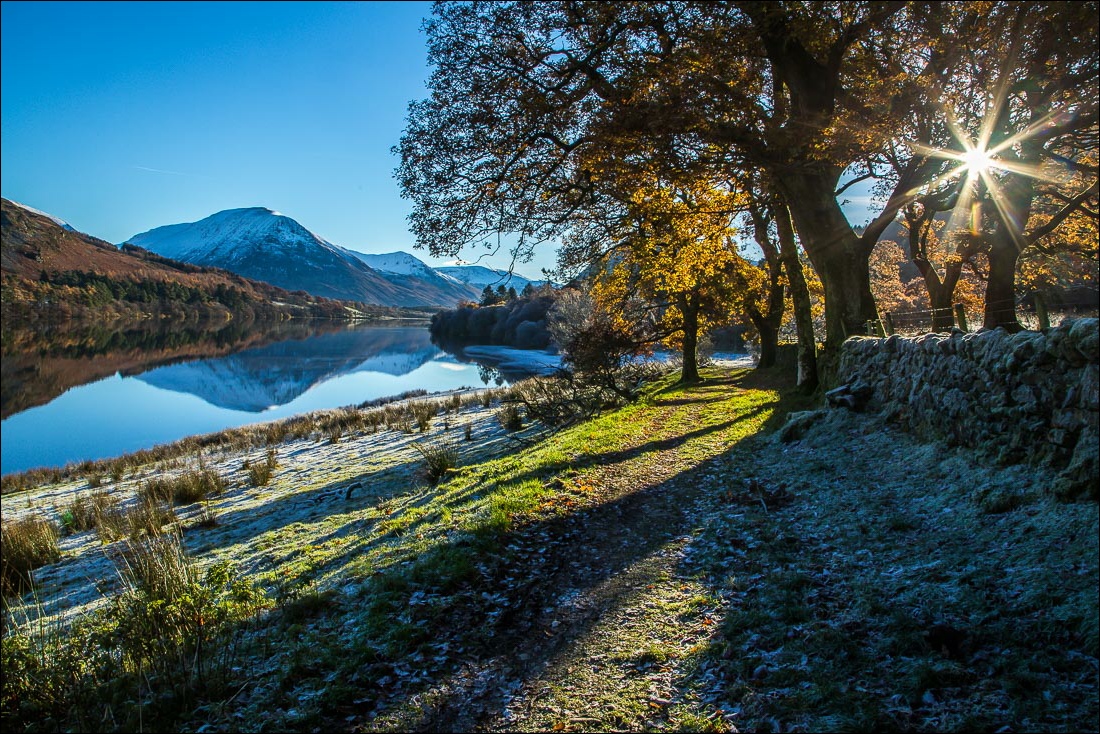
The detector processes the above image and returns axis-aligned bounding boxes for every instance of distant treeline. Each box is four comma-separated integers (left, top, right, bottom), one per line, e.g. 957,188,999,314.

429,285,557,349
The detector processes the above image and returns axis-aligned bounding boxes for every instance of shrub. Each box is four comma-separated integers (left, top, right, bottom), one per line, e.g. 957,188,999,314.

496,403,524,431
1,515,61,596
413,440,459,485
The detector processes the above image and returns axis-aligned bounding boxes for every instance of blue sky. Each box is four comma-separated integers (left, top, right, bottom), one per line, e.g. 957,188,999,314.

0,0,559,275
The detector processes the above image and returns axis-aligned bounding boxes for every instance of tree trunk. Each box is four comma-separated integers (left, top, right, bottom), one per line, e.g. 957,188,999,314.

777,170,878,353
747,305,779,368
912,257,963,332
983,244,1022,332
678,297,700,383
774,201,819,392
746,198,786,369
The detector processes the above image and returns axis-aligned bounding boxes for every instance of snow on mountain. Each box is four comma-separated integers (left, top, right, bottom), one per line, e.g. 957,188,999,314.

122,207,550,307
350,250,437,278
123,208,451,307
348,250,483,304
7,200,76,231
126,207,345,263
435,265,545,292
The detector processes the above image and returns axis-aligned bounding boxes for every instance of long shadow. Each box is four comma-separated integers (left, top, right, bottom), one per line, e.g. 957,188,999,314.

485,402,774,497
167,365,801,729
257,372,791,730
311,426,774,732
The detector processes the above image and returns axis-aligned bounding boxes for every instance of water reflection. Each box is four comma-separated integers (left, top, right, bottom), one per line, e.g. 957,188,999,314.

1,318,345,420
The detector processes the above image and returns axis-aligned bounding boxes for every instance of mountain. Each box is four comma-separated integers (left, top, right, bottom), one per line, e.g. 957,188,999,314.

435,265,547,292
125,208,482,308
1,198,378,324
347,250,482,305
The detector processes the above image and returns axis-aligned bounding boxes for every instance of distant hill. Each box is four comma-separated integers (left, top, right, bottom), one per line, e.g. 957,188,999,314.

347,250,482,305
0,198,401,324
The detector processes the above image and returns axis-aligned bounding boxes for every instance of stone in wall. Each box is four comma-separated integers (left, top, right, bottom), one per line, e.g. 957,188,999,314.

836,318,1099,500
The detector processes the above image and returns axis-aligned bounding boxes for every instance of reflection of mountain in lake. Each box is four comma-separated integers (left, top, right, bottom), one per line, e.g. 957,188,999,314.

135,327,441,412
0,319,350,420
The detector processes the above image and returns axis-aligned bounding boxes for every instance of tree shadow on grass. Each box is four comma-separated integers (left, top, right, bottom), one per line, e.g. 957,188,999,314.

280,371,806,731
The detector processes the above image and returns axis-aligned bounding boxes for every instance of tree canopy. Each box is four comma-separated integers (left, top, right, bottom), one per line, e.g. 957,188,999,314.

398,1,1098,378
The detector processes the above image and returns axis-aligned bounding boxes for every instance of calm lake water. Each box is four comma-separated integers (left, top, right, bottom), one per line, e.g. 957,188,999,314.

1,320,556,476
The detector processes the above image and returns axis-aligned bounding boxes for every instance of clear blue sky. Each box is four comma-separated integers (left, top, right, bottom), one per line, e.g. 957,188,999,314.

0,0,558,275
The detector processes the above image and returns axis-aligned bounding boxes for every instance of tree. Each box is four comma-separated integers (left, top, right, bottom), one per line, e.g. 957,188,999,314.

963,3,1098,330
588,181,761,383
479,284,503,306
398,1,1095,373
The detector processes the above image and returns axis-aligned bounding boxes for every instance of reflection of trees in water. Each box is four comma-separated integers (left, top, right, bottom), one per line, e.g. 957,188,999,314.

477,364,505,386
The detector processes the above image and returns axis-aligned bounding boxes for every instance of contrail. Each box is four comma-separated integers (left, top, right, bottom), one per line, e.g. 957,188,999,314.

132,165,206,178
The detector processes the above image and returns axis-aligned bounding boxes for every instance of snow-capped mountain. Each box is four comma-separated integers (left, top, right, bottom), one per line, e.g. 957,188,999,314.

123,207,549,308
124,208,457,307
348,250,482,304
7,199,76,231
435,265,547,292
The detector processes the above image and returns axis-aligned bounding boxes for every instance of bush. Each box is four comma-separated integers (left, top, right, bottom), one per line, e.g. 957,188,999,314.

496,403,524,431
1,515,61,596
413,440,460,485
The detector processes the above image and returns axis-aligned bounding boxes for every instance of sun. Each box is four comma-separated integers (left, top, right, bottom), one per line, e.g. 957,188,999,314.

961,146,995,177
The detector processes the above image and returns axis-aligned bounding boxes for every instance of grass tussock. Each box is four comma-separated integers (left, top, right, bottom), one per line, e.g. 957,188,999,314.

1,516,61,597
142,467,227,506
2,530,268,732
413,439,460,485
245,447,279,487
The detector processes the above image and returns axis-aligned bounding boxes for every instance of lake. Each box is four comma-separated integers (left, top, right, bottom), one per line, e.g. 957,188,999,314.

0,319,559,476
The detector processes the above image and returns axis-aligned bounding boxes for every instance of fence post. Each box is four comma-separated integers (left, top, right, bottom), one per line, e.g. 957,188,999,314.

953,303,969,332
1034,293,1051,330
884,312,895,336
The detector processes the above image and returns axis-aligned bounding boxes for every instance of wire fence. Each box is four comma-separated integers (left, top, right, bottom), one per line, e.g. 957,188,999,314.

866,296,1098,337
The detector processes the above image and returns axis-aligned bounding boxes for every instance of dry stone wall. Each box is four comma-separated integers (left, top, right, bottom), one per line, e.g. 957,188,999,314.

836,318,1099,499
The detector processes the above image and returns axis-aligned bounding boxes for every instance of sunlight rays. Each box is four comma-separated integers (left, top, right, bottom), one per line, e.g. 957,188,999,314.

907,100,1078,249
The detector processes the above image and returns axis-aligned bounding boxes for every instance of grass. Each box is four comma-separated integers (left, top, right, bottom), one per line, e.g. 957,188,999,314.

413,438,460,485
247,447,278,487
2,530,268,732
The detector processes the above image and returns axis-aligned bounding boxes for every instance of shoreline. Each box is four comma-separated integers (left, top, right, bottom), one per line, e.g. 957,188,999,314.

1,382,537,628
